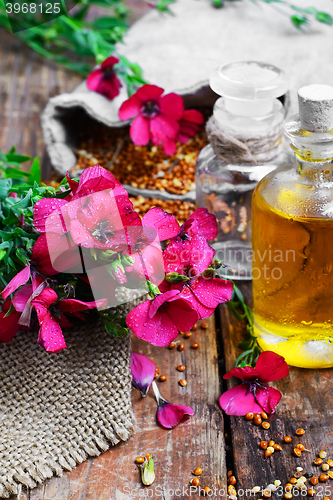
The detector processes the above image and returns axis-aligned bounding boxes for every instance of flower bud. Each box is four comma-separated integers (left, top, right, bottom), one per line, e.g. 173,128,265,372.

165,272,189,283
139,456,155,486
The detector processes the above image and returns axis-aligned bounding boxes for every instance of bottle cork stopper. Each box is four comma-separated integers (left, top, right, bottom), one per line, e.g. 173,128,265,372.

298,84,333,132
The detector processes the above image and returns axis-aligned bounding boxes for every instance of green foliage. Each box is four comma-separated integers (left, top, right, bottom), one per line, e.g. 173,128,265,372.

211,0,333,30
144,0,176,14
0,149,57,288
228,283,261,367
0,0,147,94
100,309,129,338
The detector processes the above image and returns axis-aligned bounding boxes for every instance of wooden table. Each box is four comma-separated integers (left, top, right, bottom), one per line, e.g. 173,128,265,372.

1,27,333,500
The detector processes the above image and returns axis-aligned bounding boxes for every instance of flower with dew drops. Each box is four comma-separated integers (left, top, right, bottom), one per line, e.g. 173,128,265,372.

152,381,194,429
86,56,122,101
126,289,198,347
219,351,289,416
130,352,155,397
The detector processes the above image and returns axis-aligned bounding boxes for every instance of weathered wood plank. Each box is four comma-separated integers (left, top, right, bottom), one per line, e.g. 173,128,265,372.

0,29,81,174
219,284,333,496
16,317,228,500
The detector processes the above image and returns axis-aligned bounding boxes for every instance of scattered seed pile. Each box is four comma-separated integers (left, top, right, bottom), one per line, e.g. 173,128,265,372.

228,416,333,500
70,116,208,197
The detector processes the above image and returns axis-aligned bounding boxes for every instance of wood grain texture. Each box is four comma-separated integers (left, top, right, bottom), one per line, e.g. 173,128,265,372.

14,317,228,500
219,284,333,497
0,29,81,172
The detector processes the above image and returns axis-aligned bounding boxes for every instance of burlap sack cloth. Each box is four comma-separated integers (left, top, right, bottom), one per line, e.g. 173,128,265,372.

0,296,143,498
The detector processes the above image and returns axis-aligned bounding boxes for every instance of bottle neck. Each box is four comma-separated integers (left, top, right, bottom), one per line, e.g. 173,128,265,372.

284,113,333,184
210,98,285,164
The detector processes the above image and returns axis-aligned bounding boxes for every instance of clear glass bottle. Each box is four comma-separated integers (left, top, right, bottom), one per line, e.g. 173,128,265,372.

196,61,290,279
252,84,333,368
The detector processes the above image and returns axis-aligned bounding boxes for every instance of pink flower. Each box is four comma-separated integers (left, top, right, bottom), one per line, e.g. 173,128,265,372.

168,276,233,320
33,166,139,237
86,56,122,101
126,207,180,283
1,282,107,353
119,85,183,155
177,109,204,144
126,289,198,346
130,352,156,396
219,351,289,416
164,235,215,277
178,208,218,241
152,381,194,429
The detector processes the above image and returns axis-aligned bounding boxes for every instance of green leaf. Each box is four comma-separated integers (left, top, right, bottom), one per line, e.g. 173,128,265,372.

0,179,12,198
29,157,41,185
0,249,6,261
5,153,31,163
316,11,333,25
290,14,308,28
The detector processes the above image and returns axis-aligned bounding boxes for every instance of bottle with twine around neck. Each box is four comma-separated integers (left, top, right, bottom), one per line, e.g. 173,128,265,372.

252,84,333,368
196,61,290,280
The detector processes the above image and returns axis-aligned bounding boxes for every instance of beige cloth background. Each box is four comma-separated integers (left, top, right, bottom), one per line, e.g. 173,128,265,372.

0,318,135,498
41,0,333,175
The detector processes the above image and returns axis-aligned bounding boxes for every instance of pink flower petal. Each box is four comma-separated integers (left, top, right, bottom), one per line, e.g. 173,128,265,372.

223,365,258,381
127,296,197,347
37,312,67,353
255,385,282,415
163,235,215,276
32,233,82,275
33,199,68,234
219,384,263,416
150,114,179,141
86,68,103,93
180,208,218,241
75,165,116,197
135,84,164,102
142,207,180,241
130,115,150,146
87,59,121,101
32,287,58,312
1,265,31,300
181,109,204,125
174,276,233,319
162,137,177,156
130,352,156,396
32,288,67,353
66,173,79,196
159,93,184,120
157,402,194,429
0,308,21,343
118,94,142,120
126,300,179,346
255,351,289,383
58,298,107,312
149,290,182,318
100,56,119,69
12,285,33,312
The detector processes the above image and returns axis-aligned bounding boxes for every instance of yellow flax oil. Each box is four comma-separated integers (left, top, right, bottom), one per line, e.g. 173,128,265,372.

252,84,333,368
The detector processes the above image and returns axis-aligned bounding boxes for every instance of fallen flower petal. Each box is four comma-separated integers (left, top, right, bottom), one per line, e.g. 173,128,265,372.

130,352,156,396
152,381,194,429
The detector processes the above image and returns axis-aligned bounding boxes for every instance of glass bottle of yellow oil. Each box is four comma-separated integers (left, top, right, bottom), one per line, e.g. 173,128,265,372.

252,84,333,368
